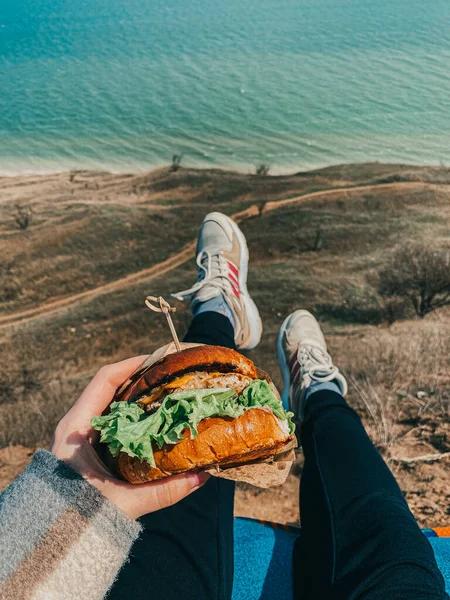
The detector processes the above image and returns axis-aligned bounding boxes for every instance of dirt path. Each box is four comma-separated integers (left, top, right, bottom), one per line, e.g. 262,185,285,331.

0,205,259,330
0,181,438,331
263,181,435,211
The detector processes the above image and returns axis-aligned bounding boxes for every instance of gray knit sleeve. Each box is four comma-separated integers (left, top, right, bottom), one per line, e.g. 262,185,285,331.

0,450,142,600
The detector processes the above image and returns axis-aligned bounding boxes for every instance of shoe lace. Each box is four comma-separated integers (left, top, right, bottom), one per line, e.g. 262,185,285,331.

172,250,233,301
297,344,339,384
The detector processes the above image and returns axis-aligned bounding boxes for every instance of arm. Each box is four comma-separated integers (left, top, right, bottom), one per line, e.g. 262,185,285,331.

0,450,141,600
0,356,208,600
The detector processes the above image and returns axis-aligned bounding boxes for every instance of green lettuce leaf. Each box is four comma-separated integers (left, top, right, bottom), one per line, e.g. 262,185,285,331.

91,379,294,467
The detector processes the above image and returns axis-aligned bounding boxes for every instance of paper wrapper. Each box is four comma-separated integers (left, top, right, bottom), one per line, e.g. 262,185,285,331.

116,342,297,488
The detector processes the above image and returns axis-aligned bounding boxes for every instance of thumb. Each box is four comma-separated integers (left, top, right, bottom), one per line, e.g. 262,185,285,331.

116,472,210,519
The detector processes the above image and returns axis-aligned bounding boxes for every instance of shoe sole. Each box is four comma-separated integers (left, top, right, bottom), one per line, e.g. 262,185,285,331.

276,309,313,411
204,212,263,350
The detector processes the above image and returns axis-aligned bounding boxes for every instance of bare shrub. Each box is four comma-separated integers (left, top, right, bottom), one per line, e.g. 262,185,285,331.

0,261,21,302
0,368,14,403
347,374,397,447
0,375,88,447
376,245,450,318
0,359,43,406
338,320,450,446
15,205,32,230
382,296,411,325
256,164,270,176
258,201,267,216
318,284,384,325
313,225,323,251
171,154,183,172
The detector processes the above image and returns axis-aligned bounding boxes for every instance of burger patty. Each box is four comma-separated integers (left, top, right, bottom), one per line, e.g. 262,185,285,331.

137,371,253,413
115,346,258,404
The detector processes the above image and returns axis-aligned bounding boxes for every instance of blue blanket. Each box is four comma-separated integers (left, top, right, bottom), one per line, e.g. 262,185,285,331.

233,518,450,600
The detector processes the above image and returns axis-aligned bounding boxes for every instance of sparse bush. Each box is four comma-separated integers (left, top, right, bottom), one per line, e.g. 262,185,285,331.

376,245,450,318
0,261,21,302
258,201,267,216
256,164,270,176
317,284,384,325
0,369,14,404
313,225,323,251
317,282,412,326
171,154,183,172
382,296,411,325
0,280,21,302
340,320,450,426
0,378,84,447
15,205,32,230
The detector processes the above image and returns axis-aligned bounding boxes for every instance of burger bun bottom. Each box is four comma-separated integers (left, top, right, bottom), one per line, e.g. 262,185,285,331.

114,407,294,484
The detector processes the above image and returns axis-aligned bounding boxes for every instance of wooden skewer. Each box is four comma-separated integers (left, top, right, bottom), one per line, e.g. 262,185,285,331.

145,295,182,352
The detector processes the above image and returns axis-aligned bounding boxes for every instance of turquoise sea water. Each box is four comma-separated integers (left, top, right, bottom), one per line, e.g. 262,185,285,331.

1,0,450,175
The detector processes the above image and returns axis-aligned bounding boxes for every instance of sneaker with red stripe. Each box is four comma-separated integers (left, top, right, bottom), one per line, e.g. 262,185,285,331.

172,212,262,350
276,310,348,422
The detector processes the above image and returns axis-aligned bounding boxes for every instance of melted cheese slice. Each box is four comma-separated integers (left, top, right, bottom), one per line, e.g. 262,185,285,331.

137,372,224,406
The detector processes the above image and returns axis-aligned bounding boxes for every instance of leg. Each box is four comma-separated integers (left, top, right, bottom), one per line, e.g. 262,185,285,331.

183,310,236,349
299,389,448,600
108,312,236,600
277,310,447,600
110,212,262,600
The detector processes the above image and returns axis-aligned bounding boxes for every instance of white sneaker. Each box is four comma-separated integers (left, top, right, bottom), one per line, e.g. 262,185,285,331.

277,310,348,421
172,212,262,350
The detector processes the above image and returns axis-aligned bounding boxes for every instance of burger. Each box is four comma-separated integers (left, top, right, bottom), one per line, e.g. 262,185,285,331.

91,345,295,483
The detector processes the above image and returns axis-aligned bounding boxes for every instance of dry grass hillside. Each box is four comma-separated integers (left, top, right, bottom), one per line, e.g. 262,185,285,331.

1,163,449,527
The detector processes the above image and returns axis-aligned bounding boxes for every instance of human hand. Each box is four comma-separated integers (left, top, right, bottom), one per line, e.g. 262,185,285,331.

50,356,209,519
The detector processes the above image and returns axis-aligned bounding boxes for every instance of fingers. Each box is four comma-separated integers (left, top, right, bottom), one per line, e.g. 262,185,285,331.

98,471,210,519
140,472,210,513
68,355,149,429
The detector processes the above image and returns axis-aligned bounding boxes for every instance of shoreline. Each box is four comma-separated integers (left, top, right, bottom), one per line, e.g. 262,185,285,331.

0,158,448,180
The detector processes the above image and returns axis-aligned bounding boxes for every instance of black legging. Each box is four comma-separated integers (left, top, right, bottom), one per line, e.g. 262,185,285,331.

108,312,447,600
297,390,447,599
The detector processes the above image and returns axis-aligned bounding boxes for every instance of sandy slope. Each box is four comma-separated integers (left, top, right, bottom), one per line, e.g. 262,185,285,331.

1,180,442,330
1,164,449,527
